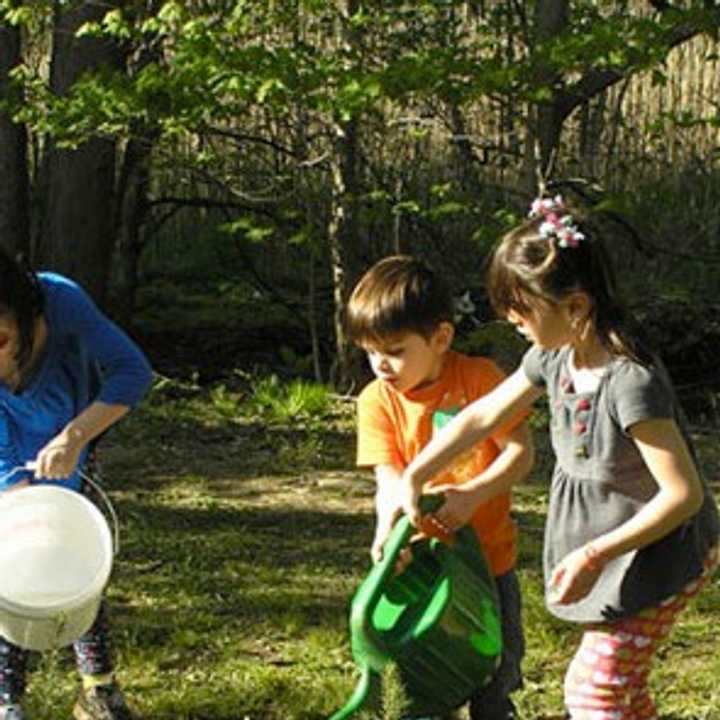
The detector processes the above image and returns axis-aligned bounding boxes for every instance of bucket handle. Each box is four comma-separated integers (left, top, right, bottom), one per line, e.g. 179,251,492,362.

24,462,120,556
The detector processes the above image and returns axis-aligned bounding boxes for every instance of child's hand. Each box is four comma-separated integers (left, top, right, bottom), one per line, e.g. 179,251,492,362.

399,471,423,527
33,431,83,479
372,517,421,573
424,483,476,533
6,479,30,492
394,544,416,575
548,546,603,604
371,508,401,563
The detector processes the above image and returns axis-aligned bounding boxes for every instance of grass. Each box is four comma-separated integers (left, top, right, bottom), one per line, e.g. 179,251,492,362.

17,378,720,720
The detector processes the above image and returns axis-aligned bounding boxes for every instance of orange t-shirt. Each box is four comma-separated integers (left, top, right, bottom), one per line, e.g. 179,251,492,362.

356,350,527,576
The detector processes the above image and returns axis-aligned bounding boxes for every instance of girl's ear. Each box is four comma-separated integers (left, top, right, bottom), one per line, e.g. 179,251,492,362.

432,321,455,353
566,291,592,321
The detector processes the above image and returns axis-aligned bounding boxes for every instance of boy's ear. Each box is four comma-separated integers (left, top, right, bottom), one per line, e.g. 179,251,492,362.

432,321,454,353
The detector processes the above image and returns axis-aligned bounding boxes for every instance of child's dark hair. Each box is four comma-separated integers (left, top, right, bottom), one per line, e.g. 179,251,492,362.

346,254,454,345
0,246,45,369
487,203,652,365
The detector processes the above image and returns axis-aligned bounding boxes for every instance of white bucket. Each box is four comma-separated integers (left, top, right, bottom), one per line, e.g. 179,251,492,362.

0,484,114,651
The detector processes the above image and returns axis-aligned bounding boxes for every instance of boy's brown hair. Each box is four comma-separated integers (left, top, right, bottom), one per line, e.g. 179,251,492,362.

345,254,454,345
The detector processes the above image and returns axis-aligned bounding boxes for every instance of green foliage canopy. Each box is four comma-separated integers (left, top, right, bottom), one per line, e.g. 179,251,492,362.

3,0,717,147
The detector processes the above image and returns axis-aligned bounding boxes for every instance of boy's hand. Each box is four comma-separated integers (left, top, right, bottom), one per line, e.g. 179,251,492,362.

371,508,421,573
370,529,388,563
399,470,423,527
371,506,401,563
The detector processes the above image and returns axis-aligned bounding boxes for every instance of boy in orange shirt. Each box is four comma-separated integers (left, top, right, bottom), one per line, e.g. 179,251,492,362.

346,255,534,720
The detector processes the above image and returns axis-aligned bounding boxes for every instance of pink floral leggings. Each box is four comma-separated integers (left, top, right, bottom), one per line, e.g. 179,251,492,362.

564,546,718,720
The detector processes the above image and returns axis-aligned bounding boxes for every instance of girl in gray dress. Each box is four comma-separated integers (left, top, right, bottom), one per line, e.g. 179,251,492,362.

398,196,719,720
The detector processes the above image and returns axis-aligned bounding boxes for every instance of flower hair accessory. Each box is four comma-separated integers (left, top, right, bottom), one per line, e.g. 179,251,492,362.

529,194,585,249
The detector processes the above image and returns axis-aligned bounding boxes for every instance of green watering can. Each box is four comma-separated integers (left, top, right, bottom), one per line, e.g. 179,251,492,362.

330,497,503,719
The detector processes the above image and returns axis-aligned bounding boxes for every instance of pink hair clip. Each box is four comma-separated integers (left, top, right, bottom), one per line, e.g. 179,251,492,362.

529,195,585,248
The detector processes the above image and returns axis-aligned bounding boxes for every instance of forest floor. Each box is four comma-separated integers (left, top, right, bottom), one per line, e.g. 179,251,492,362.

18,364,720,720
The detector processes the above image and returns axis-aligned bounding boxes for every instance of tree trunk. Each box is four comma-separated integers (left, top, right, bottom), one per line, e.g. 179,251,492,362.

0,24,30,258
521,0,569,193
448,103,485,195
328,0,364,392
113,131,157,325
520,0,709,193
328,118,360,392
307,251,323,383
37,1,125,304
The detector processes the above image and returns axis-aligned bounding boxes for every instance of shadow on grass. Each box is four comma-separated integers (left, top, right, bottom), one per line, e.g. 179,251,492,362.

104,490,554,674
107,496,375,638
93,494,378,718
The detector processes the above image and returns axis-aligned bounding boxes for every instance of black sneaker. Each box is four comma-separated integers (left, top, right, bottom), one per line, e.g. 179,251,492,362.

469,695,517,720
73,684,134,720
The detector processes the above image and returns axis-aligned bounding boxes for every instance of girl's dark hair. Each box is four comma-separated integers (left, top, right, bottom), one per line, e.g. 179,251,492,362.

345,254,454,345
0,247,45,369
487,206,652,365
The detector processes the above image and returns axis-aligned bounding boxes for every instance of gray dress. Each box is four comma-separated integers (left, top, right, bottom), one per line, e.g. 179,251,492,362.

523,345,719,623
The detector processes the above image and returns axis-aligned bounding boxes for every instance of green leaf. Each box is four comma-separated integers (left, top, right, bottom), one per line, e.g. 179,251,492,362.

392,200,421,215
4,6,33,25
102,9,131,40
425,201,468,221
75,21,102,38
256,78,283,104
157,1,184,25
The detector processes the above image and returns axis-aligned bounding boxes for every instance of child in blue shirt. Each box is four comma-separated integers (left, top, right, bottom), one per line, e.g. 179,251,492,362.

0,249,152,720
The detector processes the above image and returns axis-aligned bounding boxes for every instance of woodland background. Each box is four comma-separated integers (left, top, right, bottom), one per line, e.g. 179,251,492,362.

2,3,720,719
1,0,719,401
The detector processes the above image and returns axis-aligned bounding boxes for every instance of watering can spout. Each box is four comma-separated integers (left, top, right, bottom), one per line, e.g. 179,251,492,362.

328,665,380,720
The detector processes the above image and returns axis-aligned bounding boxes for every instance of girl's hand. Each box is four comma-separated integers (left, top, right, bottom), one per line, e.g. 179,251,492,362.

548,545,604,604
424,483,477,533
33,431,84,480
7,479,30,492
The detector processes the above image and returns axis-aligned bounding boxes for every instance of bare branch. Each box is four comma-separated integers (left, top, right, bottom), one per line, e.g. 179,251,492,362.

148,195,279,220
204,126,297,157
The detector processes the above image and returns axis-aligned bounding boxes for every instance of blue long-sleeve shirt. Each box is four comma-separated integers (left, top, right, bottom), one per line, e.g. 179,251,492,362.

0,273,153,491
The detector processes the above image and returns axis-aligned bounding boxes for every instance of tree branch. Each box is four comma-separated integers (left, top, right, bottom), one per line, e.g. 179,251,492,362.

556,12,716,121
148,195,281,221
548,178,720,264
204,125,297,157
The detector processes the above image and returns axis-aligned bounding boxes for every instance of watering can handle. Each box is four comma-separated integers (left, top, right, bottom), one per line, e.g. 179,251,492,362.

366,493,445,599
348,514,413,660
24,462,120,556
349,495,444,658
368,493,445,594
